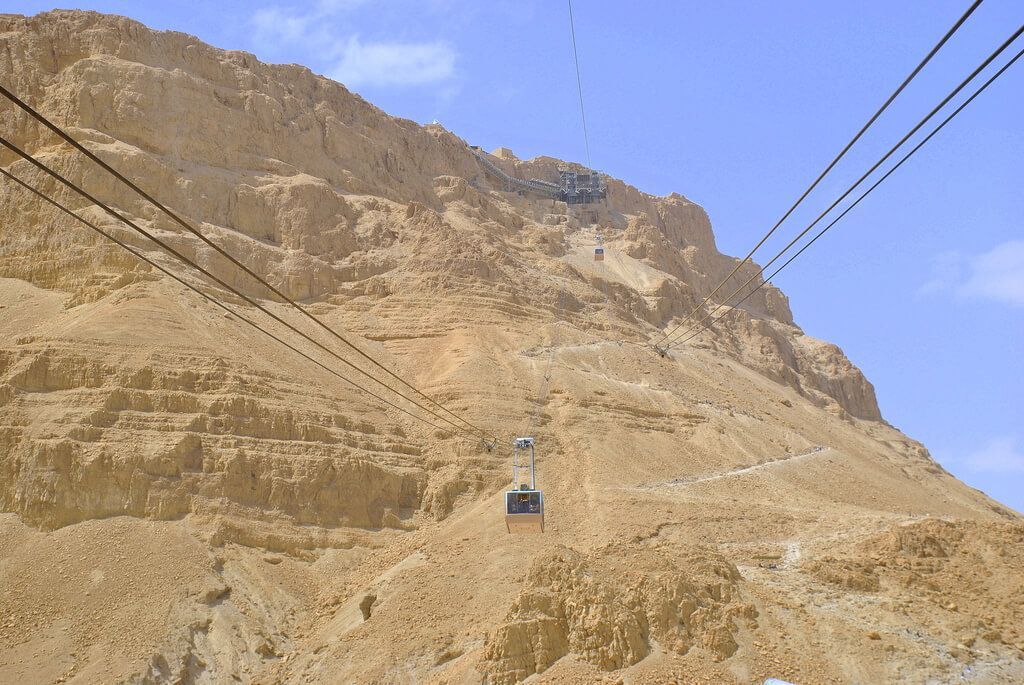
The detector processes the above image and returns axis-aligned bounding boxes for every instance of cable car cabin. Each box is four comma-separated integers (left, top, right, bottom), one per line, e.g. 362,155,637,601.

506,437,544,534
594,246,605,261
505,487,544,533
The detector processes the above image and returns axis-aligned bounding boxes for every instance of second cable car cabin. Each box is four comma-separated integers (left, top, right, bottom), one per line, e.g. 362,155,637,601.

505,437,544,534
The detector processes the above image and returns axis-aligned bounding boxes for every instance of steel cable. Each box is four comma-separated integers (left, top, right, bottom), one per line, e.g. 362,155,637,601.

0,166,457,435
0,82,492,442
669,41,1024,349
567,0,593,169
654,0,985,349
0,137,494,444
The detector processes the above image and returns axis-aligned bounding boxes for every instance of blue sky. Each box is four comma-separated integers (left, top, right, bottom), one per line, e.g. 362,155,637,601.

9,1,1023,511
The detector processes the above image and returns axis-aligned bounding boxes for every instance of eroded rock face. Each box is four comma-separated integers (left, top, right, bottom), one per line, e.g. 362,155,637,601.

715,319,883,421
482,545,756,683
801,519,1024,654
0,343,426,532
0,11,1019,685
0,10,881,424
0,0,940,578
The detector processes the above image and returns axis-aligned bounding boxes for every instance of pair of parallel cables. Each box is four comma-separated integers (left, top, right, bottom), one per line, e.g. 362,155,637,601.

0,85,498,448
655,2,1022,352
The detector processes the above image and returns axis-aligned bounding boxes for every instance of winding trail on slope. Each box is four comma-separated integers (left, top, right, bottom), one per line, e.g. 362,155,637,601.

642,446,832,490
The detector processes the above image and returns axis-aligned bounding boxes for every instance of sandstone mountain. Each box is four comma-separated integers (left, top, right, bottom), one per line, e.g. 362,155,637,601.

1,11,1021,685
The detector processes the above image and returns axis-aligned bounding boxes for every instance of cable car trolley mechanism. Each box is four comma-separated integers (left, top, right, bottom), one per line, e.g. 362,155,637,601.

505,437,544,534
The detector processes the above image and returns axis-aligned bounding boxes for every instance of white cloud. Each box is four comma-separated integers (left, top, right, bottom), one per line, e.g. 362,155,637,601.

251,7,319,48
330,37,456,87
920,239,1024,307
962,436,1024,474
960,240,1024,307
249,3,457,89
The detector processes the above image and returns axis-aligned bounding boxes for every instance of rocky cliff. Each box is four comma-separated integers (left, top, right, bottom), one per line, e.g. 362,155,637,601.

0,11,1020,685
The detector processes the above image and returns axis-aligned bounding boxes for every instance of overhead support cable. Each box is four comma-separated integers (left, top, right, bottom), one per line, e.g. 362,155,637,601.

0,136,494,445
653,0,985,350
667,37,1024,350
568,0,593,169
0,82,492,443
0,166,456,435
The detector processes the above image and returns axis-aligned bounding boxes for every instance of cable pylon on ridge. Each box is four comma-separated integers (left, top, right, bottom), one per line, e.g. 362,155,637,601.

0,82,492,444
653,0,984,351
0,166,459,436
0,136,493,445
667,37,1024,351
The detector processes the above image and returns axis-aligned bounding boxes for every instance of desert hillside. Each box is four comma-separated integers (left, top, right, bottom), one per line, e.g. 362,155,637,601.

0,11,1021,685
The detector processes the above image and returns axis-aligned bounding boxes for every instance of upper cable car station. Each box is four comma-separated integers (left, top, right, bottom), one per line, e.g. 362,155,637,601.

469,146,607,205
